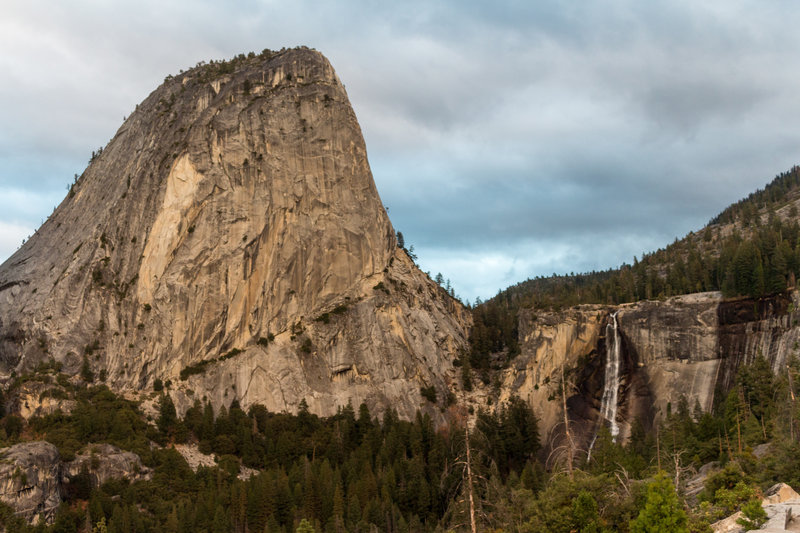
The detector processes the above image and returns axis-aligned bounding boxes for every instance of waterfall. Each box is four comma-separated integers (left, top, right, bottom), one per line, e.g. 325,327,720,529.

588,311,622,459
599,311,622,441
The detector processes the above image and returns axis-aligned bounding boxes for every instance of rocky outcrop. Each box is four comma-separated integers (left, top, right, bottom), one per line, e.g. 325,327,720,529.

0,441,62,524
616,292,723,431
618,291,800,430
710,483,800,533
0,441,150,524
6,380,76,419
498,305,609,450
171,249,469,420
0,48,470,420
506,290,800,451
62,443,151,489
174,443,257,480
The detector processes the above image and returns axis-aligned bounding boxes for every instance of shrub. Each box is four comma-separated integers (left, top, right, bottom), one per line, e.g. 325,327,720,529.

81,355,94,383
217,454,241,476
737,499,767,530
373,282,389,294
180,360,213,380
420,385,437,403
219,348,242,361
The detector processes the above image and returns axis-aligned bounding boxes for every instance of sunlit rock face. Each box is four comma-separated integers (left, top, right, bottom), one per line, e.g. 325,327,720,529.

0,48,470,420
504,291,800,453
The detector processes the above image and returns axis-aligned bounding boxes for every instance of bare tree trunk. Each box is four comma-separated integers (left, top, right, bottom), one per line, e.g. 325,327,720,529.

724,425,734,459
656,424,661,472
789,366,796,441
465,425,478,533
561,365,574,479
736,407,742,454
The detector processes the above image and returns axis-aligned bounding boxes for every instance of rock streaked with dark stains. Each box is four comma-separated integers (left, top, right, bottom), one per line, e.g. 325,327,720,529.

0,441,62,524
503,290,800,453
0,441,151,524
0,48,470,420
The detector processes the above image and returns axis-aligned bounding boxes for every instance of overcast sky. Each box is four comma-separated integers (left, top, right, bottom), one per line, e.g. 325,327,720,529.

2,1,800,303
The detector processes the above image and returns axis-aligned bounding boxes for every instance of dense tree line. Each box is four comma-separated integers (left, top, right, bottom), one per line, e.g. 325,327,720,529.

710,166,800,226
469,166,800,367
0,378,544,532
2,353,800,531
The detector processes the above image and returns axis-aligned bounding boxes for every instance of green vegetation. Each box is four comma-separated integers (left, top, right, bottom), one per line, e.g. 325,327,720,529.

1,351,799,532
179,359,214,380
313,304,346,326
5,168,800,530
630,472,688,533
299,338,313,353
373,281,389,294
257,334,274,347
180,348,245,380
80,355,94,383
419,385,437,403
0,375,544,532
469,165,800,371
220,348,242,361
27,385,155,462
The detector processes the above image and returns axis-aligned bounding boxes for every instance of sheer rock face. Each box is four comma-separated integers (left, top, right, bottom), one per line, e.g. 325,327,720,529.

0,441,62,524
505,291,800,450
6,381,76,419
498,305,608,445
0,48,470,419
62,443,152,489
0,442,150,524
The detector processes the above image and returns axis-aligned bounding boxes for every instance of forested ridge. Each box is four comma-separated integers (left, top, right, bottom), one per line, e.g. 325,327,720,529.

2,353,800,532
2,165,800,531
468,165,800,372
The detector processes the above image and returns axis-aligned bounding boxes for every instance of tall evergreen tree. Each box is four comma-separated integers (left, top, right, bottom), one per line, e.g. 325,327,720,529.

630,472,688,533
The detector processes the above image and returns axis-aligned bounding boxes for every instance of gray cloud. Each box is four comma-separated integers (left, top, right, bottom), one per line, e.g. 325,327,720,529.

2,1,800,302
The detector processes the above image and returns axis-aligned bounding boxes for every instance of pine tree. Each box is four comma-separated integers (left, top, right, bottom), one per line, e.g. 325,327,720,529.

212,504,229,533
630,472,688,533
92,517,108,533
81,354,95,383
571,491,601,533
157,393,178,436
162,506,179,533
296,518,316,533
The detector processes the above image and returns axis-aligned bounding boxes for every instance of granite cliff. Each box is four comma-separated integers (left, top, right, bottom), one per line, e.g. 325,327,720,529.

0,48,470,419
0,441,149,523
501,290,800,453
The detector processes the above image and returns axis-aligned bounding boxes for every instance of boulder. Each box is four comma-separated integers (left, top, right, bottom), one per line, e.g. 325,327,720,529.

0,441,62,524
62,443,151,490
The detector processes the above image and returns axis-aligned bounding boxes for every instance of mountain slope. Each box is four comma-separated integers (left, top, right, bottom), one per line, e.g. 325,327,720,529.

0,48,470,418
469,165,800,371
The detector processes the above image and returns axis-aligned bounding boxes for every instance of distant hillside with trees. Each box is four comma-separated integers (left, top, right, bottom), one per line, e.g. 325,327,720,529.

468,165,800,371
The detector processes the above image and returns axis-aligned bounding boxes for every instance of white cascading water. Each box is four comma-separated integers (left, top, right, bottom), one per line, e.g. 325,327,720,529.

600,311,622,441
588,311,622,459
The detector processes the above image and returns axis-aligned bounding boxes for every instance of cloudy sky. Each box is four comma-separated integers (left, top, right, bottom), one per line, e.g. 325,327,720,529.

2,1,800,302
